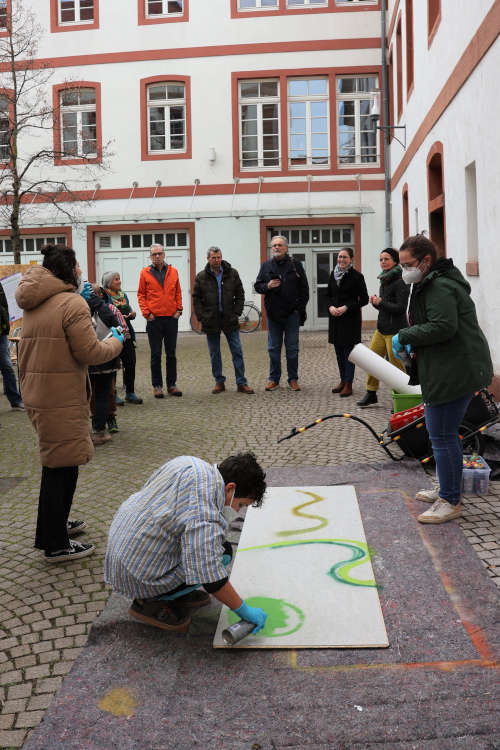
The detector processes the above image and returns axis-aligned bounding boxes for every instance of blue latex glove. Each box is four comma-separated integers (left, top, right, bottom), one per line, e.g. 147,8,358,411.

233,600,267,634
80,281,93,300
110,326,124,344
392,333,404,359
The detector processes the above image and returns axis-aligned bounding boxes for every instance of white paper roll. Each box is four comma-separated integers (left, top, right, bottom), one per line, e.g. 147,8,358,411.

348,343,421,395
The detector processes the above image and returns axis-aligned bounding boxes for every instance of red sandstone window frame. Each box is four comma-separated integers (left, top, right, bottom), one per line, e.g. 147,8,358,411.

140,75,192,162
138,0,189,26
52,82,102,166
427,0,441,48
232,66,383,179
230,0,379,19
50,0,99,33
396,16,403,121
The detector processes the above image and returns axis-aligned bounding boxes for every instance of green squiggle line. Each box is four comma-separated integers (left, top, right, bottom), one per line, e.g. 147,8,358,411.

238,538,375,587
276,490,328,537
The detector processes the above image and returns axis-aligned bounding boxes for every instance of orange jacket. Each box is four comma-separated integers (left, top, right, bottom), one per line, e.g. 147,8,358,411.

137,264,183,318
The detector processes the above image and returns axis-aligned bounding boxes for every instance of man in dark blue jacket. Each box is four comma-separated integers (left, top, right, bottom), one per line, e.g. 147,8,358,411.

255,236,309,392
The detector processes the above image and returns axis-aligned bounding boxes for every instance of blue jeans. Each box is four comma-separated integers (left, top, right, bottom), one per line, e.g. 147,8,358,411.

267,310,300,383
334,343,355,384
146,316,178,388
0,333,22,406
206,329,247,385
424,393,473,505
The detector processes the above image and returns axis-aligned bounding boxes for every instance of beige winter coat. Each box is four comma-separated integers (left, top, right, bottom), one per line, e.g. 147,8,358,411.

16,266,122,468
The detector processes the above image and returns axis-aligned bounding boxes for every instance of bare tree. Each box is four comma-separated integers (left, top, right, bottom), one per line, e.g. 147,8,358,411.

0,0,111,263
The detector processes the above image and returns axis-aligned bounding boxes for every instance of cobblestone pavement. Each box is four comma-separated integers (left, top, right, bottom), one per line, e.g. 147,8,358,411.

1,330,499,747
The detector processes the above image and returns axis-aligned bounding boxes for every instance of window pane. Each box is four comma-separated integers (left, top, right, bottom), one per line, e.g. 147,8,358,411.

0,95,8,112
142,234,153,248
61,90,79,106
170,120,184,135
25,239,35,252
150,136,165,150
240,82,259,98
316,253,330,283
262,103,278,119
121,235,131,248
308,79,327,95
291,230,300,244
166,233,175,246
80,0,94,21
132,235,142,248
148,0,164,14
310,101,327,117
57,237,67,245
167,84,184,100
169,106,184,120
154,234,164,245
148,86,166,101
241,104,257,120
301,230,309,243
321,230,330,243
79,88,96,105
337,78,355,94
177,232,187,246
170,136,184,149
242,120,257,136
167,0,183,11
60,1,75,23
289,101,306,118
311,230,321,244
288,80,307,97
150,120,165,136
260,81,278,97
149,107,165,122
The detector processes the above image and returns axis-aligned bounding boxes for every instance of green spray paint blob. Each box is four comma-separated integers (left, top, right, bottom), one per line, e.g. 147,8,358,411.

227,596,305,638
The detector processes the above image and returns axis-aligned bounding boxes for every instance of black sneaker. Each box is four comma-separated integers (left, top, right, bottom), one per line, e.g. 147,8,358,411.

45,540,95,563
173,590,211,610
356,391,378,408
129,599,191,632
107,416,119,433
67,519,87,536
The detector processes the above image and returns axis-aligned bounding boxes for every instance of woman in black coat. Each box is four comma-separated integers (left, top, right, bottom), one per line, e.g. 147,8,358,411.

356,247,409,407
327,247,368,397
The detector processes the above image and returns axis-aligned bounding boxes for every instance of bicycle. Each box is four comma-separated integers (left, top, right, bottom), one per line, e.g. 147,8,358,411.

190,300,262,334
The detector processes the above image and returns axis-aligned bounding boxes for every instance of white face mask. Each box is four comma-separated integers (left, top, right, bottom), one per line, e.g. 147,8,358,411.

222,488,238,524
75,271,84,293
402,265,424,285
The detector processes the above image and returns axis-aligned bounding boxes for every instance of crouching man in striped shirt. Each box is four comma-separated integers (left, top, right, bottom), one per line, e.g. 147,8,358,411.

104,453,268,633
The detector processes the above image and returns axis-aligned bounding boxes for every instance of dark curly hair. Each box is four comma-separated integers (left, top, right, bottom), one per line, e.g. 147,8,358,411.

399,235,437,264
218,452,266,507
41,244,78,286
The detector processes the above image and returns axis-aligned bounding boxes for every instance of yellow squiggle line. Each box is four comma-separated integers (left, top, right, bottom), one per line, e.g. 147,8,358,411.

276,490,328,537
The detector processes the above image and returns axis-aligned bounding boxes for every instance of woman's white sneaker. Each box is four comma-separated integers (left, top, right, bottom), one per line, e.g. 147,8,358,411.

415,488,440,503
417,498,462,524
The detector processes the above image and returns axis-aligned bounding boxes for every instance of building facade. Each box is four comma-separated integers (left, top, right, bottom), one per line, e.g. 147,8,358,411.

0,0,498,394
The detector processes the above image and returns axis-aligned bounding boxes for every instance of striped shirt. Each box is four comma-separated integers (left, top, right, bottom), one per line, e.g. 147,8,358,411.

104,456,228,599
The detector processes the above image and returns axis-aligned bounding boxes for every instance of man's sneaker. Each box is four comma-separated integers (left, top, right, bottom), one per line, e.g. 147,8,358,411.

11,402,24,411
125,392,143,404
417,498,462,524
92,431,112,446
107,416,119,433
129,598,191,632
45,540,95,563
115,394,124,406
67,519,87,536
172,590,211,610
357,391,378,407
153,387,164,399
265,381,279,391
415,487,440,503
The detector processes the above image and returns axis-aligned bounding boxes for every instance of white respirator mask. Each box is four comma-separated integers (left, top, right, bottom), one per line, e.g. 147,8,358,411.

402,264,425,285
222,488,239,525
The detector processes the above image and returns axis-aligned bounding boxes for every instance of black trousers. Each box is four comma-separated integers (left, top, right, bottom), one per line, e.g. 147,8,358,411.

90,373,114,431
120,338,136,394
35,466,79,552
146,316,178,388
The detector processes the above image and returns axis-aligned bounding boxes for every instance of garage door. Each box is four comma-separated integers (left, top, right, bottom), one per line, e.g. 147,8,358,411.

94,229,191,332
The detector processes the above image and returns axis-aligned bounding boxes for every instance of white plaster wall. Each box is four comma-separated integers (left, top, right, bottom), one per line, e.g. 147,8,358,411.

30,0,381,58
390,40,500,373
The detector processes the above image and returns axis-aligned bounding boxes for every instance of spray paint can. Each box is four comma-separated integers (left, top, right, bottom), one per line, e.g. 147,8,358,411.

221,620,255,646
103,325,124,341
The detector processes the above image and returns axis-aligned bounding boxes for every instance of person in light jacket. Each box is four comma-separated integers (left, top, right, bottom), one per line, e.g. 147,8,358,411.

16,244,123,563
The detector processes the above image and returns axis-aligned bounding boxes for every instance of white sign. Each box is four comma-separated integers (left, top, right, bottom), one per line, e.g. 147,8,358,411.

0,273,23,323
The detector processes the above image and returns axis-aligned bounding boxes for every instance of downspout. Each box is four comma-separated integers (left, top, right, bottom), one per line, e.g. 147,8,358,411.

381,1,392,247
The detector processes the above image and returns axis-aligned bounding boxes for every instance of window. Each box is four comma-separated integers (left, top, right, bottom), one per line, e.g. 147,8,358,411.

59,0,94,24
53,83,101,164
405,0,414,96
238,0,278,8
396,18,403,120
140,77,191,161
60,88,96,158
148,83,186,154
336,76,378,166
0,95,9,162
402,184,409,239
0,0,8,30
287,0,327,6
336,0,376,3
239,80,280,169
50,0,98,31
288,78,329,167
146,0,183,16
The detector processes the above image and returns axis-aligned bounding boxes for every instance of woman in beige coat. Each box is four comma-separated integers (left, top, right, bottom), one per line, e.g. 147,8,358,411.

16,244,123,563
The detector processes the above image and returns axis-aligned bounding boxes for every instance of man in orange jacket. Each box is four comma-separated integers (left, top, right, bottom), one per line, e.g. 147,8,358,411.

137,244,183,398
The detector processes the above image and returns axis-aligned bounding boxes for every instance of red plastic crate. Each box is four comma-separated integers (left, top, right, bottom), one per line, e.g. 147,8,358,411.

389,403,425,432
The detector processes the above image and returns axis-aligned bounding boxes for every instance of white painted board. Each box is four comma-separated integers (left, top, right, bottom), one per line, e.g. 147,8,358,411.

213,485,388,649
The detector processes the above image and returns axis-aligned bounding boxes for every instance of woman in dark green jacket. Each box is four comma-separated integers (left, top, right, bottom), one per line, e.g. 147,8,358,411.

394,235,493,525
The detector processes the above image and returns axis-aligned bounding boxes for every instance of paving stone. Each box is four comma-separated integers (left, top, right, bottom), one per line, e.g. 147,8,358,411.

15,710,45,728
7,683,32,700
0,729,27,746
1,699,26,715
0,715,15,730
23,665,51,681
26,694,53,712
34,677,62,695
0,670,22,686
14,655,37,669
